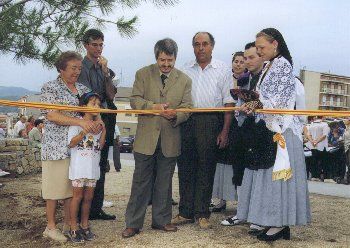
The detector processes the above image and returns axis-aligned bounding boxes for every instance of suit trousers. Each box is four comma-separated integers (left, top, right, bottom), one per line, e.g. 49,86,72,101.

125,140,176,228
177,113,221,219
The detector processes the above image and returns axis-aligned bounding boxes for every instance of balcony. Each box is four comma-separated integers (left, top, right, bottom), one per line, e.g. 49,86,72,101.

320,78,350,84
320,88,347,95
319,101,348,108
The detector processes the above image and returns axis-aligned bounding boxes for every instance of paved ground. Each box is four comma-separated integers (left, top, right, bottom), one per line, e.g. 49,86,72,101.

308,181,350,198
119,153,350,198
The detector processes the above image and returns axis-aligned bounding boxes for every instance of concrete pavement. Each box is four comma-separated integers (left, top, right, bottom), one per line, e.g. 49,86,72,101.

308,180,350,198
118,153,350,198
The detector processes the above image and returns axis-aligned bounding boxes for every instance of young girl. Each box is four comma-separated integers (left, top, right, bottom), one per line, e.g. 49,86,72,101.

68,92,106,243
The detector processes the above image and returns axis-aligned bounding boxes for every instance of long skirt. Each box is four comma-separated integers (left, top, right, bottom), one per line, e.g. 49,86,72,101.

212,163,238,201
237,129,311,227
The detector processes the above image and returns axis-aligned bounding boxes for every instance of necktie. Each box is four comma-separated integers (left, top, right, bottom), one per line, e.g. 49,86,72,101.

161,74,167,88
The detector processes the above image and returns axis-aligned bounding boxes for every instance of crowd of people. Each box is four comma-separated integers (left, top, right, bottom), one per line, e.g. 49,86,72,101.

35,27,314,244
2,115,45,148
304,116,350,183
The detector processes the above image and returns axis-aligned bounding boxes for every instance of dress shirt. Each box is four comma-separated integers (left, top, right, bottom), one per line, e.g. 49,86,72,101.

78,57,108,105
295,77,306,123
14,121,26,137
181,59,234,108
307,120,330,151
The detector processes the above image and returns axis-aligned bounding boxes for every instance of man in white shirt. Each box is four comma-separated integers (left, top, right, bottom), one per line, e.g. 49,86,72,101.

306,117,330,180
172,32,234,229
13,115,26,137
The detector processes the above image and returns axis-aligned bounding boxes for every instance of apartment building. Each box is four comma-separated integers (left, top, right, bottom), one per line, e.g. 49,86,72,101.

114,87,137,137
300,69,350,110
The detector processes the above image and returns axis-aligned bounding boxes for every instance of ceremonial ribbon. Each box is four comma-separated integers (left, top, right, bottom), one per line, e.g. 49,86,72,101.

3,98,347,182
1,99,350,117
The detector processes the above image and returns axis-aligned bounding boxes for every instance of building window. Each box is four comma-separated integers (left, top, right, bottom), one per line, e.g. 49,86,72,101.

123,127,131,133
125,104,132,117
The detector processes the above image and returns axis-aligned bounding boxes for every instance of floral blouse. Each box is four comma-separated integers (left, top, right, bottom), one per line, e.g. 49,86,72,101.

40,77,90,160
257,56,303,140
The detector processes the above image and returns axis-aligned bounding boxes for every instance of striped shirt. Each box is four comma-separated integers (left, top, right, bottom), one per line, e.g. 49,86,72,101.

181,59,234,108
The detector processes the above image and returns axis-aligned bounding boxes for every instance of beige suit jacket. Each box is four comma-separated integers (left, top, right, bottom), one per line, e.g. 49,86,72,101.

130,64,192,157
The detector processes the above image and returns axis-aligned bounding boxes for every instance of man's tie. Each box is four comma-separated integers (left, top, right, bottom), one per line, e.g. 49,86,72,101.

161,74,167,88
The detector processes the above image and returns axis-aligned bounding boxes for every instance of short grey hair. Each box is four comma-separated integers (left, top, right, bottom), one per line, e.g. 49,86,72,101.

54,51,82,72
154,38,178,59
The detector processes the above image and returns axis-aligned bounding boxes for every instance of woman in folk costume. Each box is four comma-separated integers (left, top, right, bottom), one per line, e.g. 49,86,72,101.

211,52,245,212
236,28,311,241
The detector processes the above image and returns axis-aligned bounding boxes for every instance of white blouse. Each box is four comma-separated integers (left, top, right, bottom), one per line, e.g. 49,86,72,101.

257,56,303,141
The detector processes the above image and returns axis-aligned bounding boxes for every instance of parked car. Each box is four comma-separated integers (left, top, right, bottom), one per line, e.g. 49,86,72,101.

119,137,133,153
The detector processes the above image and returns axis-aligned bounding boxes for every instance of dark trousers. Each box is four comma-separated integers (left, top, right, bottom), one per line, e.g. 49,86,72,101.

90,143,108,214
90,112,114,215
305,156,313,179
125,140,176,228
328,147,346,179
346,149,350,180
113,139,121,171
311,149,327,178
177,114,220,219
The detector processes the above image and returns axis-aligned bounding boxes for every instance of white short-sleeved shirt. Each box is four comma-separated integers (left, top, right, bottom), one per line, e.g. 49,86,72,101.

181,59,234,108
307,120,330,151
295,77,306,123
14,121,25,137
68,126,101,180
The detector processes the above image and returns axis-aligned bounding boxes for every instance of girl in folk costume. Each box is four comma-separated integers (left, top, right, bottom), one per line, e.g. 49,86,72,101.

236,28,311,241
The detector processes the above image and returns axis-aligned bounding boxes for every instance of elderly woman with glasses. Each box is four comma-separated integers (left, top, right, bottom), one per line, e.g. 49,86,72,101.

40,51,103,242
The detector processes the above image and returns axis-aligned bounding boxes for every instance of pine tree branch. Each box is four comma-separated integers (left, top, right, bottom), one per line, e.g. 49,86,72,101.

1,0,179,65
0,0,32,18
0,0,13,7
0,0,31,9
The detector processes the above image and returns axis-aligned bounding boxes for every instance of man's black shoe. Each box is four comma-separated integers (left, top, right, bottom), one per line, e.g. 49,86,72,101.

89,210,116,220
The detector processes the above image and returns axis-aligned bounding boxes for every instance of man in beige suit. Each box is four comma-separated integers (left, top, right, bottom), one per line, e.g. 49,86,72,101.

122,38,192,238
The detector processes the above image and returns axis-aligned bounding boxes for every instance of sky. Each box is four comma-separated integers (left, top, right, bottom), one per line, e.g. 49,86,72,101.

0,0,349,91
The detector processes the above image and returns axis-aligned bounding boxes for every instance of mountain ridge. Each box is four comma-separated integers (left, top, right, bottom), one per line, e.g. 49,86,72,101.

0,86,39,97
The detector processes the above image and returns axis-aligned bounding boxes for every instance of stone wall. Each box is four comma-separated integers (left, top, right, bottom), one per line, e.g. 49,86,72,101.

0,139,41,176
